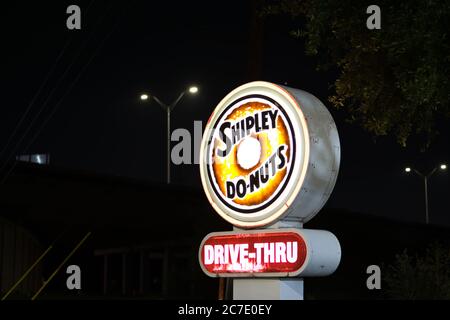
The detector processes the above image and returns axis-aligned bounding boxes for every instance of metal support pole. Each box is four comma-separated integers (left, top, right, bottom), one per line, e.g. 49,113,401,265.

218,278,225,300
233,278,304,300
103,255,108,295
167,108,171,184
162,247,170,298
152,91,187,185
139,252,144,295
424,176,429,225
122,253,127,295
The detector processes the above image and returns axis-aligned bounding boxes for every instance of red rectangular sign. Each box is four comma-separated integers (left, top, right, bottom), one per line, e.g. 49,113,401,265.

199,229,308,277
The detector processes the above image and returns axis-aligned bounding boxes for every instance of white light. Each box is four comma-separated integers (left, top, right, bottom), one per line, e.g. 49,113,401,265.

140,94,149,101
189,86,199,94
405,167,411,173
237,137,261,170
441,164,447,170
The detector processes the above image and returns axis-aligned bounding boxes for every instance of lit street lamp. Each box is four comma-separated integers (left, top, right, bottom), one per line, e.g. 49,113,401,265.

140,86,199,184
405,163,447,224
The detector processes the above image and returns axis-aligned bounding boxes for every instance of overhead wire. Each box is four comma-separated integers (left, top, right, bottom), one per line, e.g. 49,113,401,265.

0,39,72,162
0,1,112,178
0,0,95,163
0,3,121,185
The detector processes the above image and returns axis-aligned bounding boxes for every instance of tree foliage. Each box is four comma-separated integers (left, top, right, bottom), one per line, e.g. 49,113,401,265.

263,0,450,147
384,243,450,299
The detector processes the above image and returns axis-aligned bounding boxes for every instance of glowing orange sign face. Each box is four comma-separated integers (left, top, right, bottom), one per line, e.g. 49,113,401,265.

200,82,310,228
212,100,292,207
199,230,308,277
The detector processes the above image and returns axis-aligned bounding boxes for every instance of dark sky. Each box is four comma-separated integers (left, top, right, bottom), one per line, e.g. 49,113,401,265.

1,1,449,226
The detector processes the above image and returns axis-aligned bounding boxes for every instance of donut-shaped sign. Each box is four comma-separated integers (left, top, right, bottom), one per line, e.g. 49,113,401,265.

200,81,340,228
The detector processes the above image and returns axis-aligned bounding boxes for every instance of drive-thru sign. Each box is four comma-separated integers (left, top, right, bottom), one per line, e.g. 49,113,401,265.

198,81,342,300
199,229,340,278
200,229,308,277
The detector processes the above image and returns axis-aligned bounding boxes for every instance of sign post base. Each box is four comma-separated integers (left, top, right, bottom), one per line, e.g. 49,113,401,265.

231,222,305,300
233,278,304,300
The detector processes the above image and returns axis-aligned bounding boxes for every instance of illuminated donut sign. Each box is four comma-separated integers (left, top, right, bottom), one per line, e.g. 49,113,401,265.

199,229,340,278
200,81,340,228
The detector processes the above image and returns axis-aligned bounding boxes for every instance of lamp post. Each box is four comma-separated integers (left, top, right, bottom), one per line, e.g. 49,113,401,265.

140,86,198,184
404,163,447,224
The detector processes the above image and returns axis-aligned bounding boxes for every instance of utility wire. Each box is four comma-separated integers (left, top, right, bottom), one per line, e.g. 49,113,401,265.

0,39,72,161
0,2,112,175
0,17,119,185
0,0,96,163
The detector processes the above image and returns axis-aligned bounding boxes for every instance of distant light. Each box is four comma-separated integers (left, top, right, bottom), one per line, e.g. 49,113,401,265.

441,164,447,170
140,94,149,101
189,86,199,94
405,167,411,173
36,155,42,164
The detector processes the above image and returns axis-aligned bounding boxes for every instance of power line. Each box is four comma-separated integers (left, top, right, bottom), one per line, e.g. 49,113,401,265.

0,2,112,175
0,17,120,185
31,232,92,300
0,0,96,163
0,38,72,161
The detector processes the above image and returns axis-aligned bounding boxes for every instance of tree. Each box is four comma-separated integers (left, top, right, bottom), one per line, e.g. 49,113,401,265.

263,0,450,147
384,243,450,299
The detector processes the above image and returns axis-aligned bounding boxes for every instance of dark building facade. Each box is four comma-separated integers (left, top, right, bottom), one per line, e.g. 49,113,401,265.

1,162,449,299
0,217,42,299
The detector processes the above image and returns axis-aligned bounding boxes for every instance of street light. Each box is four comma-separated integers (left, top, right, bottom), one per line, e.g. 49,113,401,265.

140,86,199,184
404,163,447,224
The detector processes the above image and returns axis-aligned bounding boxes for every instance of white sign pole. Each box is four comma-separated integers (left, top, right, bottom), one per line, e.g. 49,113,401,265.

233,278,304,300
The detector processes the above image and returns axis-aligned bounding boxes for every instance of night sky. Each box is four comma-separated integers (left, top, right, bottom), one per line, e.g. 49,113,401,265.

1,1,449,225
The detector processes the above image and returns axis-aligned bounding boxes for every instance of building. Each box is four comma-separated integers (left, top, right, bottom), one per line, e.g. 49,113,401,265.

1,161,449,299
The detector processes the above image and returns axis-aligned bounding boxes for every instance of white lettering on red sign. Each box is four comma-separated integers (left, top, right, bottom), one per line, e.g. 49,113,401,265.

204,242,298,266
199,231,307,275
